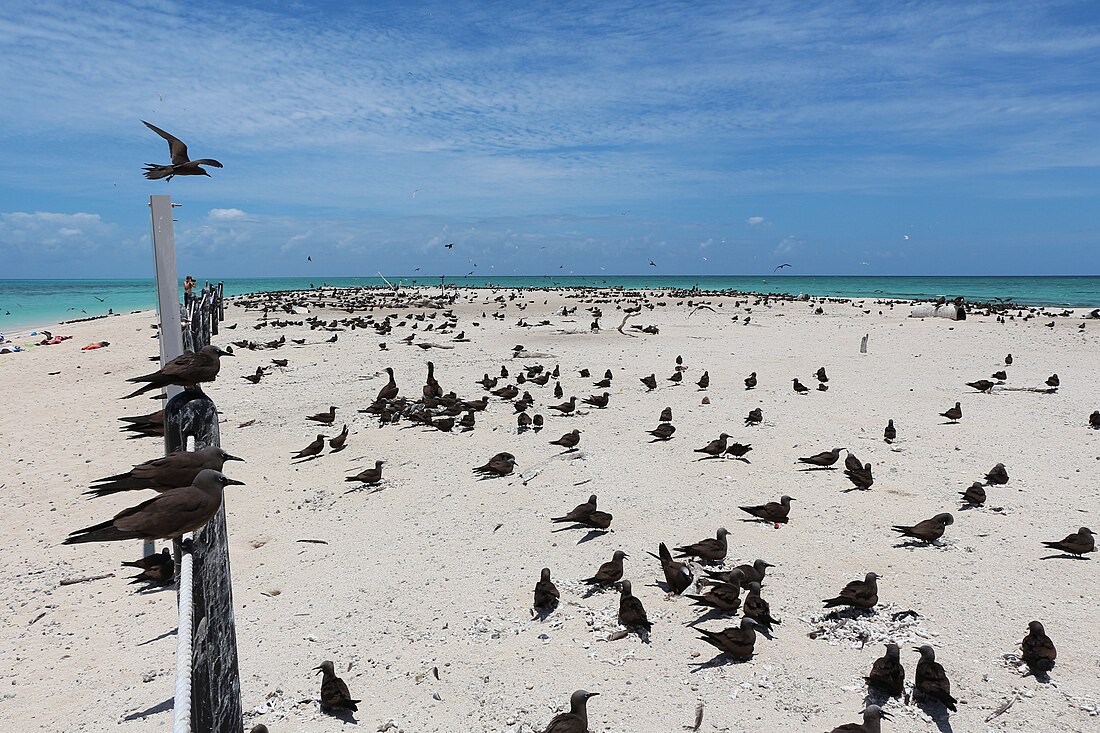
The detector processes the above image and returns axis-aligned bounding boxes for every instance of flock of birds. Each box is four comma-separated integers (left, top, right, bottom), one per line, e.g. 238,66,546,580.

60,282,1099,733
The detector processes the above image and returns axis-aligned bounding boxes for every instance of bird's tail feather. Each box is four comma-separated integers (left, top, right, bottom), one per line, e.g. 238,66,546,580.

84,480,148,497
64,520,141,544
142,164,174,180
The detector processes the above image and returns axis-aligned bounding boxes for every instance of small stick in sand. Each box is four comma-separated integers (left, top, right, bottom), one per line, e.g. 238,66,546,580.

59,573,114,586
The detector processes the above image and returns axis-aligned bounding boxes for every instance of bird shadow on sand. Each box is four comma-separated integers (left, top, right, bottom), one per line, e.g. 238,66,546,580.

862,688,899,708
122,697,173,721
797,466,836,472
136,627,177,646
892,540,940,550
291,455,324,465
1039,553,1090,561
913,698,955,733
549,527,610,544
320,707,358,724
689,653,752,672
581,584,616,599
531,603,558,622
821,607,876,622
685,609,738,628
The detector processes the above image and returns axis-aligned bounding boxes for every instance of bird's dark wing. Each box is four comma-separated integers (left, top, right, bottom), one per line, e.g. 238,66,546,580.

143,121,191,164
190,159,223,168
773,263,791,272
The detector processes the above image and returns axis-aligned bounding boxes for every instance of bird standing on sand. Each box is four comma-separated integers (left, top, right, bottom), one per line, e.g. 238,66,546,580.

1089,410,1100,428
1041,527,1094,557
640,374,657,391
940,402,962,423
695,433,730,458
686,573,742,614
548,396,577,414
696,371,710,389
1020,620,1056,673
582,392,609,408
815,367,828,383
473,452,517,478
141,121,223,181
124,344,232,397
659,407,673,422
697,617,759,661
744,372,757,389
328,424,349,452
739,495,793,524
648,422,676,441
618,580,652,631
743,581,780,630
314,660,360,713
826,705,891,733
377,367,399,401
533,568,560,614
822,572,879,610
346,460,384,486
550,429,581,451
960,482,986,506
892,513,954,543
914,645,958,712
845,462,874,490
292,434,326,460
551,495,598,524
674,527,730,563
883,419,896,443
1046,373,1059,389
540,690,598,733
724,442,752,460
85,445,243,497
865,643,905,697
64,470,243,544
798,447,844,468
745,408,762,426
792,378,809,394
583,550,628,587
984,463,1009,485
307,406,337,424
648,542,692,595
967,379,994,393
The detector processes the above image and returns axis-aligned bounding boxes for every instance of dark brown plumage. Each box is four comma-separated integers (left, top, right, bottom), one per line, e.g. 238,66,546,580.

967,379,995,393
533,568,560,613
85,445,243,497
694,433,730,458
792,377,809,393
883,419,896,443
292,434,326,459
742,581,780,630
551,494,598,524
617,580,651,631
696,370,710,389
473,452,517,478
960,482,986,506
984,462,1009,485
686,571,743,614
377,367,399,401
659,407,673,422
548,396,577,414
122,547,174,586
583,550,627,587
914,645,957,712
822,572,879,610
648,422,676,441
739,495,793,524
844,462,874,490
724,442,752,460
346,460,384,485
1090,410,1100,429
827,705,890,733
1020,620,1056,673
865,643,905,697
328,424,349,452
314,660,360,713
674,527,730,563
940,401,962,423
582,392,609,408
697,617,758,661
798,447,844,468
306,405,337,424
892,512,953,543
550,429,581,450
744,408,762,426
647,542,692,595
744,371,757,389
141,120,223,181
640,373,657,391
815,366,828,383
1041,526,1094,557
124,344,232,397
540,690,598,733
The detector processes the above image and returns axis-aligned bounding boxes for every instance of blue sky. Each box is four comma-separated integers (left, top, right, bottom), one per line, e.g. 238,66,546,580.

0,0,1097,277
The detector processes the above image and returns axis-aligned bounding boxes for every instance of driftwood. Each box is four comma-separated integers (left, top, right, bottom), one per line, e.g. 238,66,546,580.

59,573,113,586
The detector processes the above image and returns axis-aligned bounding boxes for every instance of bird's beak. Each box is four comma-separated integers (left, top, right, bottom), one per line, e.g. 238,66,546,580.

224,454,245,462
587,692,599,698
221,348,235,357
224,478,246,486
313,665,323,674
881,711,893,720
912,647,922,653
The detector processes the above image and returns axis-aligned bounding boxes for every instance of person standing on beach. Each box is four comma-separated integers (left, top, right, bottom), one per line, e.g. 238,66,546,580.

184,275,196,306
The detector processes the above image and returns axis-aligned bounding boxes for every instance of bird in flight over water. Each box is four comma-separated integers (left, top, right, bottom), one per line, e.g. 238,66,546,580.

141,121,223,181
773,263,792,272
649,260,657,267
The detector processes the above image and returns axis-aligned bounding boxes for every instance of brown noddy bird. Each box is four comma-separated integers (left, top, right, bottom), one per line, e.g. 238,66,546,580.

686,570,743,614
64,470,243,544
706,559,773,588
798,447,845,468
1005,353,1013,365
550,429,581,450
548,396,577,414
1089,410,1100,428
647,422,676,441
292,434,326,459
815,366,828,383
583,550,627,587
914,645,957,712
960,482,986,506
141,120,223,181
271,358,288,367
892,512,953,543
940,401,962,423
123,546,174,586
328,424,349,452
1020,620,1056,673
724,442,752,460
697,617,759,661
377,367,399,401
533,567,560,612
581,392,609,408
792,377,809,394
552,495,598,524
739,495,793,524
696,370,710,389
85,445,243,497
647,542,692,595
424,361,443,398
743,581,780,630
845,462,874,490
659,407,673,422
1046,373,1059,388
883,419,896,443
992,370,1007,380
822,572,879,609
668,370,683,384
984,462,1009,485
744,371,757,389
1041,526,1094,557
865,642,905,697
249,725,269,733
306,406,337,424
827,704,891,733
124,344,232,398
540,690,598,733
473,452,517,478
844,451,863,473
966,379,995,393
744,408,762,425
518,412,532,430
346,460,384,485
640,374,657,391
694,433,730,458
314,660,360,713
674,527,730,563
618,580,652,631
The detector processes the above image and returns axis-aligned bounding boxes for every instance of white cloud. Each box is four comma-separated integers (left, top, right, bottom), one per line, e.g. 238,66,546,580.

208,208,248,220
773,235,805,257
0,211,114,251
747,216,766,226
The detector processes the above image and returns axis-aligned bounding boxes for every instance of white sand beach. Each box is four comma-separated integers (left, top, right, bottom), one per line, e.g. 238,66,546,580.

1,288,1097,733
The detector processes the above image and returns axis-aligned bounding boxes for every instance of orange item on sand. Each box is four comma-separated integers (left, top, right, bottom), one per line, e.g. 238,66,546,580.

81,340,110,350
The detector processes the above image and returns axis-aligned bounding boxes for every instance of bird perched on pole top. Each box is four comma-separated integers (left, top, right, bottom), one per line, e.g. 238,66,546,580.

141,121,223,181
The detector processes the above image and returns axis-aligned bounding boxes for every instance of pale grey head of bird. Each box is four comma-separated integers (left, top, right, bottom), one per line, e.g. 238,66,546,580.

619,579,632,595
612,550,628,560
863,705,890,721
914,644,936,660
717,527,729,537
885,642,900,658
194,469,244,491
1079,527,1094,536
540,567,552,580
865,571,880,582
569,689,598,710
780,495,794,504
740,616,760,630
935,513,955,525
313,660,335,675
719,433,730,439
217,447,245,463
249,725,269,733
210,344,234,357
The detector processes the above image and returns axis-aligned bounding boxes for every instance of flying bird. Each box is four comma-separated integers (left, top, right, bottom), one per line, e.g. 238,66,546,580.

773,263,791,272
141,121,223,181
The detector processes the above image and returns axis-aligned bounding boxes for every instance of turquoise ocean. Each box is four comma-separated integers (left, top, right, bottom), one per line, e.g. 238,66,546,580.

1,276,1097,332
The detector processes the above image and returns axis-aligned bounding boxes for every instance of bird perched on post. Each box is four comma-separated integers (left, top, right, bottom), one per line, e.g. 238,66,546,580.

1020,620,1056,674
85,445,243,497
913,645,957,712
64,470,243,544
314,660,360,713
141,121,223,181
124,344,233,397
540,690,598,733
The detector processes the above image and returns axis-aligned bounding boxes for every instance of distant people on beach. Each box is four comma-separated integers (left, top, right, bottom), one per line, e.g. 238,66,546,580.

184,275,196,305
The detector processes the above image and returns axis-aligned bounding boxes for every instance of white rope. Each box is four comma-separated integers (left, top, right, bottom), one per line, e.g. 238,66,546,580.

172,532,195,733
